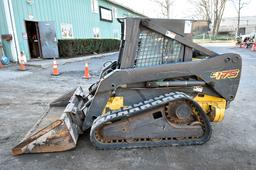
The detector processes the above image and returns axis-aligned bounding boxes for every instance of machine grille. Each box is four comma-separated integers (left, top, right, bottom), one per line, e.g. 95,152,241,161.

135,29,182,68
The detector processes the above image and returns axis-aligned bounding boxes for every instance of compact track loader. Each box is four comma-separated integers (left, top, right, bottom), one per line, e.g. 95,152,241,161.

12,18,241,155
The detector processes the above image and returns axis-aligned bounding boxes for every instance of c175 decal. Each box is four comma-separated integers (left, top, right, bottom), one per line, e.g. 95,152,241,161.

210,69,240,80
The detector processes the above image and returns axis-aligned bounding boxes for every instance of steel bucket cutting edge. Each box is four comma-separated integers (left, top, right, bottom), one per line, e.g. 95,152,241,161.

12,87,86,155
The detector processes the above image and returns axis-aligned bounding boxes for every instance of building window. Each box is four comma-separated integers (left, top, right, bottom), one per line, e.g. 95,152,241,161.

91,0,99,13
112,7,117,18
93,27,100,38
99,6,113,22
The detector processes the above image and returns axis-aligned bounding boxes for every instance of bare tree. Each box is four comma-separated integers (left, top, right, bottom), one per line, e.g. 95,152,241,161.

190,0,227,37
232,0,250,36
152,0,175,18
192,0,213,20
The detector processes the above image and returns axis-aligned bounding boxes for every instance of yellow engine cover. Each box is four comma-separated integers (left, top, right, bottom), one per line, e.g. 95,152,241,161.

194,94,226,122
103,96,124,114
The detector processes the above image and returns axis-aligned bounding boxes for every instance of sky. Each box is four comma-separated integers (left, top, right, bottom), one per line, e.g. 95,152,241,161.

111,0,256,19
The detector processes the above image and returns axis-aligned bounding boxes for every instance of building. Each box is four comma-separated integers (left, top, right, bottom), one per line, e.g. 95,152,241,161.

0,0,144,62
219,16,256,35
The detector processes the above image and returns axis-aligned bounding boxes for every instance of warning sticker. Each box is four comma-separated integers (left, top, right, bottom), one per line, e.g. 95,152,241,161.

165,31,176,39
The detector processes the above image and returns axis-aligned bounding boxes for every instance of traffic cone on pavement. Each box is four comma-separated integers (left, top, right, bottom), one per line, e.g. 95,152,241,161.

0,61,4,69
240,42,245,48
251,42,256,51
19,51,27,71
83,63,90,79
52,58,60,76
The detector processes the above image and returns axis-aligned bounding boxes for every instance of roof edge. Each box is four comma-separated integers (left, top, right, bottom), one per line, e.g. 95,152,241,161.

106,0,147,17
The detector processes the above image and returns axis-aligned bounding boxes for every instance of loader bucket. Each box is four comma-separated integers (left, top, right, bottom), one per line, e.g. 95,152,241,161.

12,87,86,155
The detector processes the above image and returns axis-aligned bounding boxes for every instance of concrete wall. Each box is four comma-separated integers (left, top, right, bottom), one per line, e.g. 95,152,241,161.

1,0,141,61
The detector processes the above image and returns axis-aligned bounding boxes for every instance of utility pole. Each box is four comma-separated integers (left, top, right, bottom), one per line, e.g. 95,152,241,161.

232,0,250,36
236,0,241,36
167,0,173,18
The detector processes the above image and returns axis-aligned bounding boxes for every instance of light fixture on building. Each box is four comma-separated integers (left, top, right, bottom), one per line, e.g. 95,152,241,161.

28,13,34,20
26,0,33,5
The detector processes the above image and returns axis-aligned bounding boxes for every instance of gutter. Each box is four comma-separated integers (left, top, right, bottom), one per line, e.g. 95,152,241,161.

3,0,20,62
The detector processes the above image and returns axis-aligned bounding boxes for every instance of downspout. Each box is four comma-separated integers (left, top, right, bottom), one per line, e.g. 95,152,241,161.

3,0,20,62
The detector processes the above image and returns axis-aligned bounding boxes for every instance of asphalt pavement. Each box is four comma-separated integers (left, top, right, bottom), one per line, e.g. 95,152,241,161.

0,43,256,170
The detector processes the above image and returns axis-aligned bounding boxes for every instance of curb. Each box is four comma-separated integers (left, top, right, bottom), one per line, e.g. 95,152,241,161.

26,51,119,69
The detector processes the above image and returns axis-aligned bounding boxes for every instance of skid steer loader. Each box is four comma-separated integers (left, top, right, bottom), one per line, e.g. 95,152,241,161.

12,18,241,155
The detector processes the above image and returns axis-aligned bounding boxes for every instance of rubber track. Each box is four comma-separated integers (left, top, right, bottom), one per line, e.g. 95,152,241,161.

90,91,212,149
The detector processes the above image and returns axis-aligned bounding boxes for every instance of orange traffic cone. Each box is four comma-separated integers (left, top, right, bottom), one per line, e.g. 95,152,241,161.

19,51,27,71
240,42,245,48
52,58,60,76
251,43,256,51
83,63,90,79
0,62,4,69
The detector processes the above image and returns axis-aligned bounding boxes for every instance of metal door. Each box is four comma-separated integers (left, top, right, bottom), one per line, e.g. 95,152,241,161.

38,21,59,58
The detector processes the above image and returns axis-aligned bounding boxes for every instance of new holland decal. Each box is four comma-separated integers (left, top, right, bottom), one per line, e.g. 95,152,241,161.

210,69,240,80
